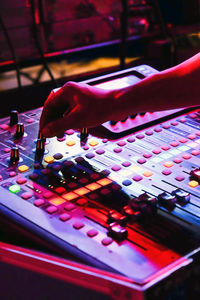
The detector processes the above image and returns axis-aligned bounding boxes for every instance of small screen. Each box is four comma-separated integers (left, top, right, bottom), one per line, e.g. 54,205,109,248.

95,75,141,90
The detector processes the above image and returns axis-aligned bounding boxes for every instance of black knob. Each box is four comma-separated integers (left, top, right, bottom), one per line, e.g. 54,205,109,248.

158,192,177,210
9,110,18,126
172,189,190,205
38,131,46,142
10,146,19,164
15,123,24,138
36,139,45,154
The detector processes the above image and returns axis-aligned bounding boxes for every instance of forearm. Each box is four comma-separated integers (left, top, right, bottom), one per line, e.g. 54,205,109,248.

111,53,200,120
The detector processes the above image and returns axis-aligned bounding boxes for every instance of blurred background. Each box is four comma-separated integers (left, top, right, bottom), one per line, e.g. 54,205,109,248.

1,0,200,114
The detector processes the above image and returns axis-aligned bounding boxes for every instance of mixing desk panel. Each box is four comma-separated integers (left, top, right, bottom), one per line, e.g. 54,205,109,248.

1,66,200,296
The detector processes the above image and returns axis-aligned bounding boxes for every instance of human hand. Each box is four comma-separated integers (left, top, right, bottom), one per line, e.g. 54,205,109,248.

39,81,115,137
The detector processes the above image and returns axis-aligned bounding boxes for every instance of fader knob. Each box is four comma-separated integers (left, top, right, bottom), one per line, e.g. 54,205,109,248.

9,110,18,126
36,139,45,154
15,123,24,138
10,146,19,164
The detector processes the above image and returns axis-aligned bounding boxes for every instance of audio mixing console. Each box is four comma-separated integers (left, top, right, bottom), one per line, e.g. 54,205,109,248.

1,65,200,298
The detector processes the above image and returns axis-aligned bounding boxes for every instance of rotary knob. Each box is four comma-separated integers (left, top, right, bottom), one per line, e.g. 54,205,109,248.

36,139,45,155
10,146,19,164
15,123,24,138
9,110,18,126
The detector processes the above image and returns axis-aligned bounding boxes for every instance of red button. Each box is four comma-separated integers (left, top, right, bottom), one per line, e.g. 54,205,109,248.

182,154,191,160
162,169,172,175
16,177,27,185
21,192,33,200
175,176,185,181
101,237,113,246
161,145,170,151
179,137,188,143
188,134,196,140
170,141,179,147
173,158,183,164
34,199,45,206
191,150,200,156
152,148,161,154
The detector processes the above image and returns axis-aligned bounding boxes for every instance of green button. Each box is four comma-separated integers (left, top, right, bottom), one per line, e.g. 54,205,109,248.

9,184,21,193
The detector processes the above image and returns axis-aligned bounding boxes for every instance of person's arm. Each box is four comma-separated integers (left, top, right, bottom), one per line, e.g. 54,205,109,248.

40,53,200,137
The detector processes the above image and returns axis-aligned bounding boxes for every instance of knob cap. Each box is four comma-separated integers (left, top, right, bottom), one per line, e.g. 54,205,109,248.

36,139,45,154
10,146,19,164
15,123,24,138
38,131,46,142
9,110,18,126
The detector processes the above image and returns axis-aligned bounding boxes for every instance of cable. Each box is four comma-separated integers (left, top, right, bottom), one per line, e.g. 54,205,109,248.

29,0,58,87
0,14,22,88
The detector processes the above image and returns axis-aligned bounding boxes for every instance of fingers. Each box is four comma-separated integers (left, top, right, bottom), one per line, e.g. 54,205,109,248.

40,82,77,131
41,106,82,137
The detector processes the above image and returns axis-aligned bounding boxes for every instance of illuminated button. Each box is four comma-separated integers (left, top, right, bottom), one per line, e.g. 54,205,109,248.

90,173,101,180
79,177,89,184
18,165,29,173
89,140,98,147
143,153,152,158
87,229,98,238
196,131,200,136
162,124,170,129
171,121,178,126
162,169,172,175
101,237,113,246
182,153,191,160
113,147,122,153
164,161,174,168
46,205,58,214
175,176,185,181
44,156,54,164
179,137,188,143
189,180,199,188
103,139,108,143
96,149,105,155
127,137,135,143
0,175,2,181
119,169,132,177
76,198,88,206
154,127,162,132
66,140,76,146
179,145,190,151
66,129,74,135
122,179,132,186
111,165,121,172
170,149,181,155
73,222,84,230
64,203,76,211
3,148,10,153
151,157,163,163
59,213,71,221
136,134,145,139
16,177,27,184
85,153,95,159
97,178,112,186
122,161,131,167
188,134,196,140
86,183,101,191
117,141,126,147
67,182,78,189
49,197,66,206
170,141,179,147
191,150,200,156
108,223,128,241
173,158,183,164
27,118,34,123
33,199,45,206
62,192,78,201
9,184,20,193
43,191,54,199
21,192,33,200
152,148,161,154
145,130,153,136
143,170,153,177
9,171,16,177
161,145,170,151
0,124,9,130
137,158,146,164
74,187,90,196
54,187,66,195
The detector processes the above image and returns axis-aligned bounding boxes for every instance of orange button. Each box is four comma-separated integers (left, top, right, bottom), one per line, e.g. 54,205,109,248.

66,140,76,146
74,187,90,196
18,165,29,173
62,192,78,201
44,156,54,164
86,182,101,191
163,161,174,168
97,178,112,186
188,180,199,188
49,197,66,206
143,170,153,177
89,140,99,147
